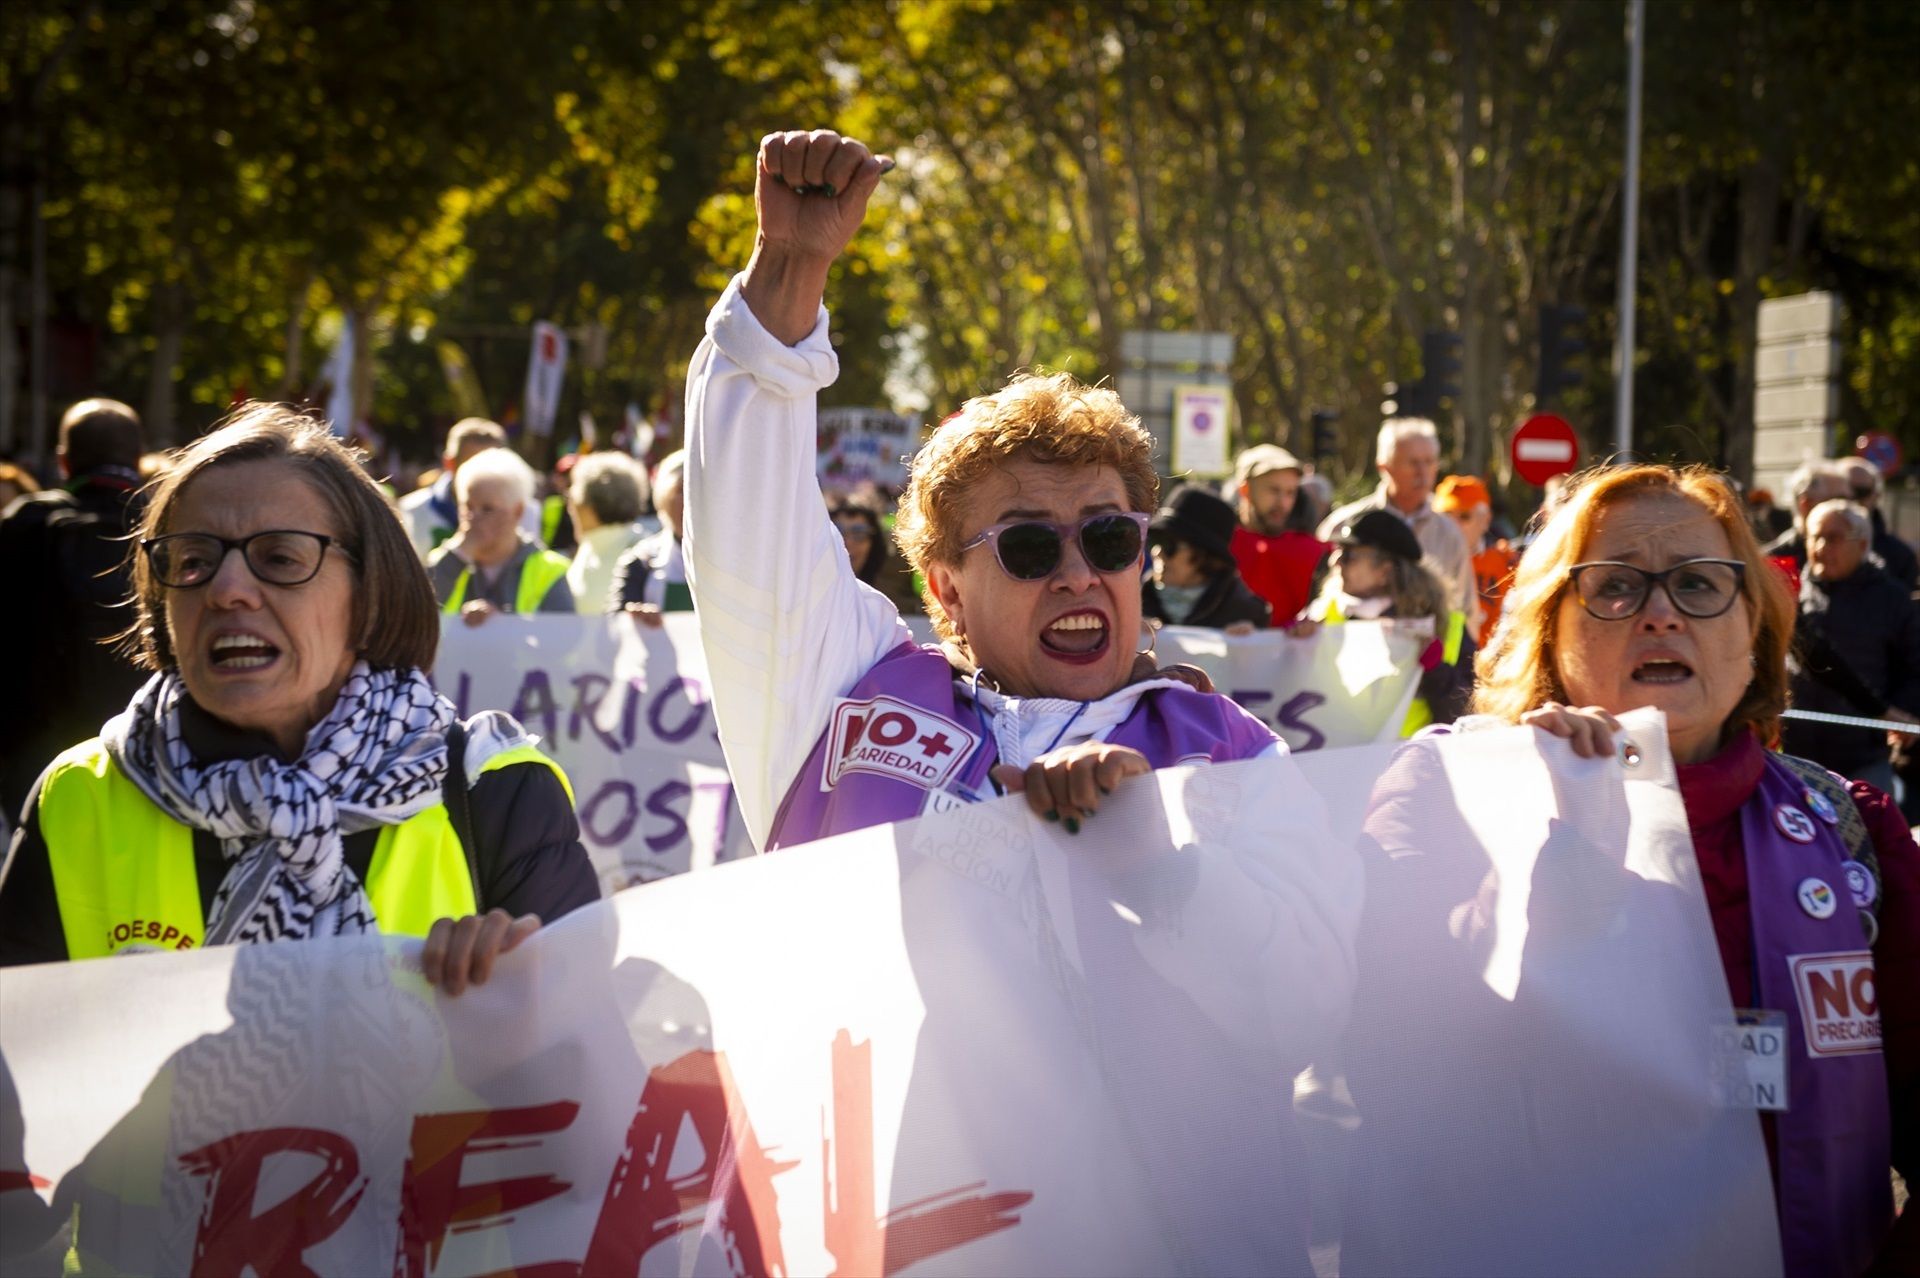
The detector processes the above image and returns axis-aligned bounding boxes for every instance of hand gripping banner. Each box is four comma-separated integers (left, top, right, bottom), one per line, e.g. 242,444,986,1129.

0,711,1779,1276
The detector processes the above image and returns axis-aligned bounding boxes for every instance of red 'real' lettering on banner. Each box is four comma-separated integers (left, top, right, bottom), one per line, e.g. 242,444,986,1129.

393,1100,578,1278
822,1030,1033,1276
581,1049,797,1277
179,1127,367,1278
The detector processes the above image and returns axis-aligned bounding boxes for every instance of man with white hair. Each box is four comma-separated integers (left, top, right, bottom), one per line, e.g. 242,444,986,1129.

1762,459,1849,571
564,452,649,612
1318,417,1472,614
426,446,575,622
1835,454,1919,590
400,418,543,557
1783,498,1920,791
611,450,690,623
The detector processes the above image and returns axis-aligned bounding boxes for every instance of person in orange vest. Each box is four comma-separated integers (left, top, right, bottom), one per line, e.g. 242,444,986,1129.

1433,474,1517,647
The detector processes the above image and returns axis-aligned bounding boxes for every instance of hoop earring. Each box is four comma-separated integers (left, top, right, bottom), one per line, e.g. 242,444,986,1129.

1139,620,1159,659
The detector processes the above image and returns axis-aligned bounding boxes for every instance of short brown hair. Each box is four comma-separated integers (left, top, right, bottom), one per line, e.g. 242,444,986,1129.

1472,463,1795,747
894,372,1158,641
121,402,439,674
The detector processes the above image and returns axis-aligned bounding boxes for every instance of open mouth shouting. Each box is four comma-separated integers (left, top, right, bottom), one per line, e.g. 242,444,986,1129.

209,630,282,673
1631,654,1693,685
1039,608,1110,665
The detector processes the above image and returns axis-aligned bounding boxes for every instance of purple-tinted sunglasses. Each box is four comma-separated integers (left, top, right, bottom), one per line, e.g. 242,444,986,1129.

958,511,1149,581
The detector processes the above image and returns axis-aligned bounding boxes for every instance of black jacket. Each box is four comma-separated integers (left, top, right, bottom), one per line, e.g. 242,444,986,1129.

1785,560,1920,775
0,696,601,967
1763,526,1806,566
1142,572,1273,630
1872,509,1919,592
0,475,148,819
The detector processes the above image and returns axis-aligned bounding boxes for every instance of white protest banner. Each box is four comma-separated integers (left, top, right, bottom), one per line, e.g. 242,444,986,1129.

817,407,919,491
523,320,569,438
1158,620,1424,750
1171,383,1233,478
0,713,1778,1276
434,614,752,892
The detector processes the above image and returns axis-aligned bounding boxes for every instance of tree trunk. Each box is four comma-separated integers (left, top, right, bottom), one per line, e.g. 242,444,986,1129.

1728,156,1781,484
274,275,311,400
1451,0,1487,472
144,282,189,447
348,304,376,436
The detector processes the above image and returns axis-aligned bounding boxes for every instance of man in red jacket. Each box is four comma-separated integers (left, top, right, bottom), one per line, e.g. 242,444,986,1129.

1228,444,1327,627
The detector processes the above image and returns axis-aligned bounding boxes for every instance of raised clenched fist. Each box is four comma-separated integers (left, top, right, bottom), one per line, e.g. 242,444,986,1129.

753,129,894,264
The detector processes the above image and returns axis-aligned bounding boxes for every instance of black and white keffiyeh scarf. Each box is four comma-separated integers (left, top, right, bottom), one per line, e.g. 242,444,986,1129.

103,662,468,946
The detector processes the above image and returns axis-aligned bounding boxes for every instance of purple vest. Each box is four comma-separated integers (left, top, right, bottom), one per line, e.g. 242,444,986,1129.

768,642,1279,849
1741,755,1891,1278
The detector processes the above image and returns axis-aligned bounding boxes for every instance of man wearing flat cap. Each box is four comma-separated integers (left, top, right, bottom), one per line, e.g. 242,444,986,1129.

1144,484,1272,631
1317,417,1473,619
1228,443,1327,627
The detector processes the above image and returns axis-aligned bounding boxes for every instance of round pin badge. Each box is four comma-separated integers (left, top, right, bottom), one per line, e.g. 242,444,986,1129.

1797,877,1837,920
1841,859,1879,908
1803,788,1840,825
1773,803,1818,844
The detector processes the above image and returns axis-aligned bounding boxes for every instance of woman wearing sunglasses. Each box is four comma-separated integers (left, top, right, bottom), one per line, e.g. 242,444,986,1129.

683,129,1284,852
0,405,599,997
1385,464,1915,1276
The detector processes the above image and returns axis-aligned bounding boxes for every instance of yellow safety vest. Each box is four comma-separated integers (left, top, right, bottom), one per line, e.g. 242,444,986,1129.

542,493,567,546
440,547,572,616
1320,601,1468,737
35,738,568,960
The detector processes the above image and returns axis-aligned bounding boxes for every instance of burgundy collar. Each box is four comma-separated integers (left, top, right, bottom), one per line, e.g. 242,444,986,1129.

1675,728,1766,830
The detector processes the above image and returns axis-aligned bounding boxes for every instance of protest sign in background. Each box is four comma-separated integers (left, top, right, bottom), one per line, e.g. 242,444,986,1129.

815,407,920,491
1156,623,1424,751
443,616,1424,890
0,713,1780,1277
434,614,754,894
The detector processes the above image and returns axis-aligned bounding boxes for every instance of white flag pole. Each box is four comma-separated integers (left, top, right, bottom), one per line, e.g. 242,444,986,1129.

1613,0,1646,460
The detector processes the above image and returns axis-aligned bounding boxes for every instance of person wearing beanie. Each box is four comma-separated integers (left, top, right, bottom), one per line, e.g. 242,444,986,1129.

1433,473,1518,646
1228,443,1328,627
1144,484,1273,632
1295,509,1476,732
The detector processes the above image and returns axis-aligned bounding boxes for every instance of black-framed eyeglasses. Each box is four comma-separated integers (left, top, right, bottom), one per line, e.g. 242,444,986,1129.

1567,558,1746,621
959,512,1150,582
142,530,349,589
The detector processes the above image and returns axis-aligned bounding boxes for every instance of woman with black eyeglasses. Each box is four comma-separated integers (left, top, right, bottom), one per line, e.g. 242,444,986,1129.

684,129,1294,853
1378,463,1915,1277
0,404,598,994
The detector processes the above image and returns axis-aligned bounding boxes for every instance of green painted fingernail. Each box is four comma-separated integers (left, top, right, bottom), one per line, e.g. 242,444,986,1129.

1044,810,1059,822
1064,816,1080,835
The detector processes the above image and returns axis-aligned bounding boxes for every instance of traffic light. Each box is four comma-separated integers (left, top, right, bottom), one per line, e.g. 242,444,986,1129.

1416,330,1464,418
1537,303,1589,406
1309,408,1340,462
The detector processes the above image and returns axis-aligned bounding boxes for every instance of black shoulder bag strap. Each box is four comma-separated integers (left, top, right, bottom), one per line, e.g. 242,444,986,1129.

443,718,483,907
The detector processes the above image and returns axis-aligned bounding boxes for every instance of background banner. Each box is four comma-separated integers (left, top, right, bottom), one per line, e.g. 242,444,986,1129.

1156,623,1424,752
0,713,1780,1277
436,614,753,894
438,617,1425,888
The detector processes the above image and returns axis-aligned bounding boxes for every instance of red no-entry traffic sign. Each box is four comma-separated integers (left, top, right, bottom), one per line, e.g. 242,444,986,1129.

1512,413,1580,486
1856,431,1903,476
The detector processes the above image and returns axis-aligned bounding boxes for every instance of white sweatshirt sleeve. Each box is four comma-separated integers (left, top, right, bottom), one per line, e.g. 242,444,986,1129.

683,274,914,851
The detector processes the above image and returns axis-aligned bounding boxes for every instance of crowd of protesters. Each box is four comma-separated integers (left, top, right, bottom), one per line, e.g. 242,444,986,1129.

0,124,1910,1276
